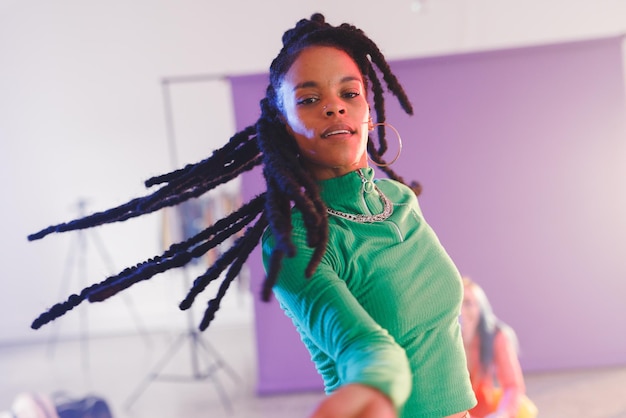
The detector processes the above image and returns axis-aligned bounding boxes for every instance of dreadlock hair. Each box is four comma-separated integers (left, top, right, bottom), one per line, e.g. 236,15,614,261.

28,13,419,332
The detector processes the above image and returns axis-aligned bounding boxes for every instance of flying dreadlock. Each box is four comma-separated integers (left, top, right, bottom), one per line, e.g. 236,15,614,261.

28,13,418,332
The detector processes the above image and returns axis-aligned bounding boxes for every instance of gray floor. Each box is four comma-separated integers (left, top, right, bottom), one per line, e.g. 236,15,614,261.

1,321,625,418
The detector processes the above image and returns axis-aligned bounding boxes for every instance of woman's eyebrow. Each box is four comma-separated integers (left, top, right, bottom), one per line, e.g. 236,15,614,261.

293,76,363,92
293,81,318,91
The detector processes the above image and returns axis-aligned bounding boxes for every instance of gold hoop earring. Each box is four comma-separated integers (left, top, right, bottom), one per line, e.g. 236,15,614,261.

368,122,403,167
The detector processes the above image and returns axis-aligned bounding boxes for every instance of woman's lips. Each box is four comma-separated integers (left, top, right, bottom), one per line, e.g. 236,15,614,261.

321,124,354,138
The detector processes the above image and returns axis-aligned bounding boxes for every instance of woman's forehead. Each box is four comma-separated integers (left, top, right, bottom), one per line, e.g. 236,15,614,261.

284,46,363,84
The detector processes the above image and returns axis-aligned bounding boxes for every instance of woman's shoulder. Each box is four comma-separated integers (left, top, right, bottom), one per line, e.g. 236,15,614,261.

260,208,309,249
494,325,520,354
374,177,422,213
375,178,415,197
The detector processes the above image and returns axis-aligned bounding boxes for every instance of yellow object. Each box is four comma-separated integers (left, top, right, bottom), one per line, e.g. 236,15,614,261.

492,388,538,418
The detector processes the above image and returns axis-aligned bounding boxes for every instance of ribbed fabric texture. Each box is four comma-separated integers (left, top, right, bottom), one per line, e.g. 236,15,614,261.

262,167,476,417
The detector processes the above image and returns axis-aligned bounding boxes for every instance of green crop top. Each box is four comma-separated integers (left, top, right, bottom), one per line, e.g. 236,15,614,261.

262,167,476,417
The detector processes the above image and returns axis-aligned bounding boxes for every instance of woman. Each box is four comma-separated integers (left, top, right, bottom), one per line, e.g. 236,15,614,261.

461,277,537,418
28,14,475,418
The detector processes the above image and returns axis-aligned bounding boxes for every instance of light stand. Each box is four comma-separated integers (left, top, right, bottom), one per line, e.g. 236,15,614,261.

123,267,240,413
47,199,153,371
122,75,242,414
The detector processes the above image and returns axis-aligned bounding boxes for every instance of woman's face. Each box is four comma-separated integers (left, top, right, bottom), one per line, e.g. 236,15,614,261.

278,46,370,180
461,284,480,343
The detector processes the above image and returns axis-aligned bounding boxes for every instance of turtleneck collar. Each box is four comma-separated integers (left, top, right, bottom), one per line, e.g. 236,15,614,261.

318,167,383,214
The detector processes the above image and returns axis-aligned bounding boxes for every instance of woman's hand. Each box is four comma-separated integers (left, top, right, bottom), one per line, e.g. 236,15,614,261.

308,384,397,418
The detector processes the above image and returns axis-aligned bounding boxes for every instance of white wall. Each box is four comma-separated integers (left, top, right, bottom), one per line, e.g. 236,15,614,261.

1,0,625,344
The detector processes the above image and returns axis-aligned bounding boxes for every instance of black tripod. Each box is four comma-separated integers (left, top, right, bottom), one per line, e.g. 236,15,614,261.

123,267,240,414
47,199,153,371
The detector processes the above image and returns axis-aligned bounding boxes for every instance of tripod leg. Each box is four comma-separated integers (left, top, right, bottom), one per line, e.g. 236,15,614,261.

47,226,91,375
208,372,234,415
89,229,154,348
192,333,238,414
194,333,241,384
47,232,80,359
124,332,188,410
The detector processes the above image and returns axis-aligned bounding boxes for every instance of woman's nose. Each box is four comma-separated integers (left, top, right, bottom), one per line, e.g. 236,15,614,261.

323,103,346,116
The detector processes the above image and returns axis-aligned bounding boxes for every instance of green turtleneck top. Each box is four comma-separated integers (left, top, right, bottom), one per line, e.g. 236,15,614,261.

261,167,476,418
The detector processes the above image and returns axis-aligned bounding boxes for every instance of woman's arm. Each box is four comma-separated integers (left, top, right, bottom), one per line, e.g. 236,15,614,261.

262,227,412,413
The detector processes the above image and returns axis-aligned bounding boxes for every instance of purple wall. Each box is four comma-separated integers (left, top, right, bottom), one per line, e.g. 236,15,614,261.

230,36,626,394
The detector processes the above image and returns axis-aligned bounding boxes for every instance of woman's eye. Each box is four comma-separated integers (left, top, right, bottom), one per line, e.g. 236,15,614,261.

343,91,360,99
296,96,318,106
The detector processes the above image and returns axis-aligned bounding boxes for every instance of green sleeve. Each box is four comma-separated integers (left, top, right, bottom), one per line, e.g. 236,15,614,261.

262,226,412,409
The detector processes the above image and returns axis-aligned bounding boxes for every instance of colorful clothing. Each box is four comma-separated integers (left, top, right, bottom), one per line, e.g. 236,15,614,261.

467,330,527,417
262,167,476,418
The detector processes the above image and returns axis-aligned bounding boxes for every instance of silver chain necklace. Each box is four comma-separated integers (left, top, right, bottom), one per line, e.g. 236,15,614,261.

326,169,394,223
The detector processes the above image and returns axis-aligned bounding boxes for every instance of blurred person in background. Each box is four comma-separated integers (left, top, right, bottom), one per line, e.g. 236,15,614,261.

461,277,537,418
